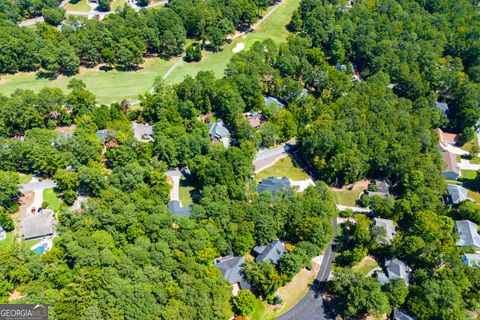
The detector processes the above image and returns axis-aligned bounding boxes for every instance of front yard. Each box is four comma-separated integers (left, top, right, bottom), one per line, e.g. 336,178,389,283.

351,256,379,277
256,156,309,182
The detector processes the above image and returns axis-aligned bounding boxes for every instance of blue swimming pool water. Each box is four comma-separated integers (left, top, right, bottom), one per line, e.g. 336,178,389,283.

33,243,48,254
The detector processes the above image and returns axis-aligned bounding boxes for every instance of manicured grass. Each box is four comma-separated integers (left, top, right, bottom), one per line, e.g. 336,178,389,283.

250,299,267,320
0,58,176,105
0,232,15,248
332,185,367,206
111,0,126,10
43,188,62,212
64,0,91,12
23,238,41,248
179,178,194,206
18,174,33,184
462,170,478,180
164,0,300,85
468,191,480,203
256,156,308,182
351,256,379,277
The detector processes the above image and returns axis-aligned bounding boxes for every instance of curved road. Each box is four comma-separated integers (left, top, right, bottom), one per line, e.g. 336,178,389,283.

277,219,337,320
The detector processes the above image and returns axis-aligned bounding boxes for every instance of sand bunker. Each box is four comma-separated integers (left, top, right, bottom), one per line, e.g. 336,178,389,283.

232,42,245,53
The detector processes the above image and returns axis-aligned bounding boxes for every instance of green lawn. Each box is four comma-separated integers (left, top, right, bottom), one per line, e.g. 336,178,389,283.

43,188,62,212
468,191,480,203
0,58,176,105
64,0,91,12
18,174,33,184
351,256,379,277
332,184,367,206
179,178,195,206
0,232,15,248
111,0,126,10
256,156,308,182
23,238,41,248
462,170,478,180
165,0,300,85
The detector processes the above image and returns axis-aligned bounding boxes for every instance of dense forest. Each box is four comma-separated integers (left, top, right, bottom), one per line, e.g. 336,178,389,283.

0,0,479,319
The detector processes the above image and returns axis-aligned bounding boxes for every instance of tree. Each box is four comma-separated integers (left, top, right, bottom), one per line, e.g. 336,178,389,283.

383,278,408,307
137,0,149,7
233,290,257,316
42,7,66,26
97,0,110,11
243,261,284,299
185,43,202,62
0,171,20,212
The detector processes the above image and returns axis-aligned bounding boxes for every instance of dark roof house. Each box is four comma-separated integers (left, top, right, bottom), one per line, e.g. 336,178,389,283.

257,176,291,194
207,120,230,140
253,240,287,264
214,255,250,290
446,184,469,205
455,220,480,249
375,259,409,285
366,179,391,198
95,129,114,144
168,200,191,217
436,102,449,114
22,209,56,240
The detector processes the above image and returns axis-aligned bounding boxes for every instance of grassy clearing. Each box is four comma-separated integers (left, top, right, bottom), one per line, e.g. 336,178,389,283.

64,0,91,12
0,232,15,248
18,174,33,184
256,156,308,182
0,58,176,105
468,191,480,203
352,256,379,276
165,0,300,85
462,170,478,180
252,264,320,319
332,185,367,206
111,0,126,10
43,189,62,212
179,178,195,206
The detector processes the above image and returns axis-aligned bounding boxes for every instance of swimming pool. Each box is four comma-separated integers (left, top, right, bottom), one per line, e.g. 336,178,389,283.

33,243,48,254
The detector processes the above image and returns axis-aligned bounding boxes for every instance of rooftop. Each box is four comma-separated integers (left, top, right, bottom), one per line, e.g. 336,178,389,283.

22,209,55,240
253,239,286,264
214,255,250,289
455,220,480,249
446,184,469,205
264,96,285,108
131,121,154,142
393,308,416,320
257,176,291,194
376,259,408,285
441,151,460,176
366,179,391,197
462,253,480,267
435,102,449,114
373,217,396,243
207,120,231,140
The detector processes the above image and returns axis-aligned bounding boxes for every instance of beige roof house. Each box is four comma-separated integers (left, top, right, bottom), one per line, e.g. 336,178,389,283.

22,209,56,240
441,151,461,180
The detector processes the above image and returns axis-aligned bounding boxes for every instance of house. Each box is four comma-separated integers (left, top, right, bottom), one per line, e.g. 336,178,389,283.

264,96,285,108
245,112,263,128
207,120,231,147
446,184,470,205
214,255,250,295
366,179,391,198
253,239,287,264
375,259,409,285
462,253,480,267
441,151,461,180
455,220,480,249
372,217,396,244
22,209,56,240
167,200,191,217
96,129,114,144
257,176,291,194
393,308,417,320
131,121,154,142
436,101,449,114
0,225,6,240
437,128,459,150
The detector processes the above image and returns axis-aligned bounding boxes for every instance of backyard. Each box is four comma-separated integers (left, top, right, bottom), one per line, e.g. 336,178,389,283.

331,181,369,206
64,0,91,12
256,156,308,182
179,177,195,206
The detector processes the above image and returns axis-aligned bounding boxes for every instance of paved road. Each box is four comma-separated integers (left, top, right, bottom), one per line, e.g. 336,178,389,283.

336,204,372,214
277,219,338,320
254,141,296,173
21,180,57,192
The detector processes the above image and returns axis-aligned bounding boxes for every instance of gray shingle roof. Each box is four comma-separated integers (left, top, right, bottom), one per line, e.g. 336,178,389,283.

447,184,469,204
22,209,55,240
462,253,480,267
367,179,391,197
207,120,230,139
257,176,291,194
214,255,250,289
376,259,408,285
393,308,416,320
373,217,396,243
131,121,154,142
435,102,449,114
455,220,480,249
264,96,285,108
254,240,286,264
168,200,191,217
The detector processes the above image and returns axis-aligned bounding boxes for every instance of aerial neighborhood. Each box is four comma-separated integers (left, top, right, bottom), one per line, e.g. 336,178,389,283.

0,0,479,319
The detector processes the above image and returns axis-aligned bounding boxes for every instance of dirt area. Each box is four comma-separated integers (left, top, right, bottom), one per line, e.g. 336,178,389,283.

12,192,34,239
330,179,370,192
8,290,23,301
54,124,77,133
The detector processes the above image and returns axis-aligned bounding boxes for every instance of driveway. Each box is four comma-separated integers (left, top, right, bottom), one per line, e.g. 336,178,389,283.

165,169,181,202
458,159,480,171
277,219,337,320
253,141,296,173
21,179,57,192
336,205,372,214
